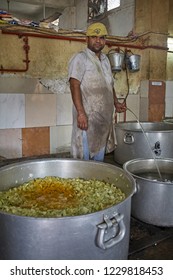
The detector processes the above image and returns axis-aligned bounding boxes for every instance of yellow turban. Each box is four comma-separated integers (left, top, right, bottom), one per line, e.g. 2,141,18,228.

86,22,108,36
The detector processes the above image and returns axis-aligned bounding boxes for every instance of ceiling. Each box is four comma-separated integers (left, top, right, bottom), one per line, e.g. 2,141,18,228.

0,0,75,22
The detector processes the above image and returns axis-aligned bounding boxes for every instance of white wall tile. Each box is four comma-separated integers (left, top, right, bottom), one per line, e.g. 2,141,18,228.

25,94,57,127
0,94,25,129
165,82,173,117
126,94,140,121
50,125,72,153
139,97,148,121
165,97,173,117
56,93,73,125
0,129,22,158
116,94,139,122
166,81,173,97
140,80,149,97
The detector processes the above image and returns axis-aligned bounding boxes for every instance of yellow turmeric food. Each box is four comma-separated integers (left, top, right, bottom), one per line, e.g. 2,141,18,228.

0,176,125,217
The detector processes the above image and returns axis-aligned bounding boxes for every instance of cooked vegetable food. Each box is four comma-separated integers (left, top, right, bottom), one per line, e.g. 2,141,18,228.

0,176,125,217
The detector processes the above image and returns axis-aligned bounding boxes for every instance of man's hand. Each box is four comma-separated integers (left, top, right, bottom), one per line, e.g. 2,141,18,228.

115,100,126,113
77,113,88,130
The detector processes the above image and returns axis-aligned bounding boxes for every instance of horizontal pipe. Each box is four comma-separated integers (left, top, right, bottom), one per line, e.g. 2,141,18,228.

2,29,86,42
106,41,168,51
0,36,30,73
2,29,168,51
0,29,168,73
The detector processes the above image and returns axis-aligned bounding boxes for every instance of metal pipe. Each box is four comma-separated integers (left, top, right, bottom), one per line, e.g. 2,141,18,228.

43,0,46,20
2,29,86,42
0,36,30,73
2,29,169,51
0,29,168,74
106,41,168,51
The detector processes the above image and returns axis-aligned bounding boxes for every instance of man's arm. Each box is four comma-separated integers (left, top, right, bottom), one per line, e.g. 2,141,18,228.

69,77,88,130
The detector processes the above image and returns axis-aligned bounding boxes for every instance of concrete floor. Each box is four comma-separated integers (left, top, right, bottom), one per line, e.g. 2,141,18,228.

129,236,173,259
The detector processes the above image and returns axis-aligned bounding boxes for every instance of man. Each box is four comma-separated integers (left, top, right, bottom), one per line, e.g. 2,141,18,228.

68,22,126,161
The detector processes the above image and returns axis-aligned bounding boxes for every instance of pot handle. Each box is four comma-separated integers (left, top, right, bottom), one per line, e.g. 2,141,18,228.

134,181,140,194
108,48,124,55
96,213,125,250
124,132,134,144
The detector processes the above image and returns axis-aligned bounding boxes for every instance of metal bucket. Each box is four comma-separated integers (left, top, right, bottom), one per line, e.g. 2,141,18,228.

123,158,173,227
127,54,141,72
0,158,135,260
107,50,124,72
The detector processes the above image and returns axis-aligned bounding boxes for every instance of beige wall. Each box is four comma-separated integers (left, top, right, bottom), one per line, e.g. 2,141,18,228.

0,33,86,79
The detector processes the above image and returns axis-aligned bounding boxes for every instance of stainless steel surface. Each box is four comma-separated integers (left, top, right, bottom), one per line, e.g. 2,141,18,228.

0,158,135,260
163,118,173,123
127,54,141,72
107,51,124,72
123,158,173,227
114,121,173,164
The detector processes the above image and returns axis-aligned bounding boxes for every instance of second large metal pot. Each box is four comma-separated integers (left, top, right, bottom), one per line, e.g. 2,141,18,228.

0,158,135,260
123,158,173,227
114,121,173,164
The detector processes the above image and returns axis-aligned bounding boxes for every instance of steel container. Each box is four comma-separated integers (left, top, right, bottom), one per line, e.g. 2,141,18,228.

163,118,173,123
107,50,124,72
0,158,135,260
126,54,141,72
123,158,173,227
114,121,173,165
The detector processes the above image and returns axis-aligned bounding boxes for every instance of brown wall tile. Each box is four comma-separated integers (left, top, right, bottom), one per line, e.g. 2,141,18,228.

22,127,50,157
149,80,165,104
148,104,165,122
148,80,165,121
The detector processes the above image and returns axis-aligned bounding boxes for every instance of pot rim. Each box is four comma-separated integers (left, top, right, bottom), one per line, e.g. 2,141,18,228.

0,158,136,220
123,157,173,184
115,121,173,132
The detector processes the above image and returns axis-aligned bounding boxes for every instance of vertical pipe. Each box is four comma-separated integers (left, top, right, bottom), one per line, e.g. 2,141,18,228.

43,0,46,20
7,0,10,13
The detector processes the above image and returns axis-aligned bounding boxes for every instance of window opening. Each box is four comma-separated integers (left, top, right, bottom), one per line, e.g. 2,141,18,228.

168,38,173,52
88,0,107,20
88,0,120,20
108,0,120,11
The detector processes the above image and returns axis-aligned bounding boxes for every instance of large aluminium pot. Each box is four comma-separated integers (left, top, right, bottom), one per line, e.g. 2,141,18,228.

114,121,173,165
123,158,173,227
0,158,135,260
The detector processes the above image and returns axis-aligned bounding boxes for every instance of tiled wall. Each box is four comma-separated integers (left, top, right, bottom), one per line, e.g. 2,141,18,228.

139,80,173,121
0,94,25,129
116,94,140,122
165,81,173,117
148,80,165,121
0,92,73,159
139,80,149,121
1,80,172,159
